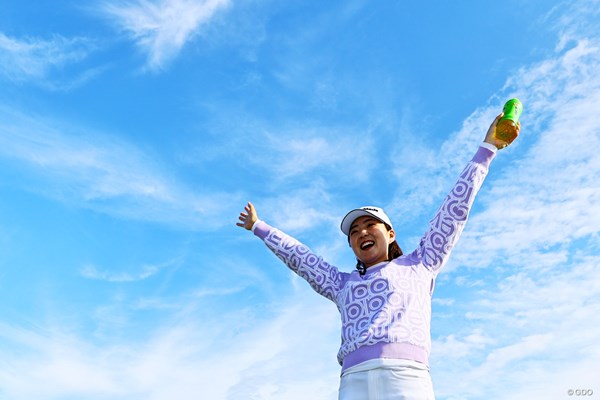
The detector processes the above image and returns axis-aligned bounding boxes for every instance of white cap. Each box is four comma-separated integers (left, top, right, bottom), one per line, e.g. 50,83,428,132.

340,206,393,236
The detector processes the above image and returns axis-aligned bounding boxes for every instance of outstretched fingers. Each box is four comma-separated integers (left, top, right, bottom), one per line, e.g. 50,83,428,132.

236,201,258,230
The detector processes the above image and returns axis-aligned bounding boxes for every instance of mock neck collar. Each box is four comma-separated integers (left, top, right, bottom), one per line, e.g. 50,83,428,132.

363,260,388,275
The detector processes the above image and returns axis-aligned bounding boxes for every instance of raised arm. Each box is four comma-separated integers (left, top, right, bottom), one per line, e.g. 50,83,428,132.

236,201,348,303
417,114,509,273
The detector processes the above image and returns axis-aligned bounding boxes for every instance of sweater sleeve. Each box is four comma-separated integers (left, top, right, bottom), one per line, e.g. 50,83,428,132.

416,145,496,273
253,220,347,303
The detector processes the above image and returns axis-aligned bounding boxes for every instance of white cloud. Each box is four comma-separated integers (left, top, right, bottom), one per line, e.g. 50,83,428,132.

0,291,340,400
260,182,335,232
243,123,378,185
0,106,239,229
433,329,495,360
80,264,160,282
0,32,101,89
101,0,230,70
432,254,600,399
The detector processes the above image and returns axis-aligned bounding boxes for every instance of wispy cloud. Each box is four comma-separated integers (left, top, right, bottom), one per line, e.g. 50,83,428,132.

0,106,239,229
187,106,379,187
261,126,378,183
0,32,102,89
101,0,230,71
0,292,340,399
81,264,161,283
432,254,600,399
261,183,336,233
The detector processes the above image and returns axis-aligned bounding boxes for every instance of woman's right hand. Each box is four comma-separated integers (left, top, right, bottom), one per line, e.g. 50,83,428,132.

236,201,258,231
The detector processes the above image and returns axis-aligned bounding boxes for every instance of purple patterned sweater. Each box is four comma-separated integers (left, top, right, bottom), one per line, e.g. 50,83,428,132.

252,145,496,371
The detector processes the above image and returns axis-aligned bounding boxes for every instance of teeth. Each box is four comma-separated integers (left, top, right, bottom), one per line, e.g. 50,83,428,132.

361,241,374,249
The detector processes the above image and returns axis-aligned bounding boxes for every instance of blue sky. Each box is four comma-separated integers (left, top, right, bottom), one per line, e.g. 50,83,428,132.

1,0,599,399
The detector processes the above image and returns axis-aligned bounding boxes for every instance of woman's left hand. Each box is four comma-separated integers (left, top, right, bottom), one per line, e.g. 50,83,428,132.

484,113,520,150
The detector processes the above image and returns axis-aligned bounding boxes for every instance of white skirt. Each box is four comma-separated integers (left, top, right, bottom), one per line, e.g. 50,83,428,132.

339,359,435,400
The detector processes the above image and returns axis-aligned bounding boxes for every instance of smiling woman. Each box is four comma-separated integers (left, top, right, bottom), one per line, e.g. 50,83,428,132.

1,0,599,398
342,207,404,275
237,112,518,399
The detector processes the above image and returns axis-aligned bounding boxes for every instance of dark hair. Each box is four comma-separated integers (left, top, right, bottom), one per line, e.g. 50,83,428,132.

355,223,403,275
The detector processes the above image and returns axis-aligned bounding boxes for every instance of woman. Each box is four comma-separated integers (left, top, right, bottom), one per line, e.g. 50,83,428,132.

237,113,517,399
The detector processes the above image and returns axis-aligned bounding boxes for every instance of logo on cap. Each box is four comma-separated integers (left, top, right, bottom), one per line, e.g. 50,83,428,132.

340,206,393,236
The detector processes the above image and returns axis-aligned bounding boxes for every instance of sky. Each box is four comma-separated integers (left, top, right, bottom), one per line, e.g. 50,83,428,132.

0,0,599,399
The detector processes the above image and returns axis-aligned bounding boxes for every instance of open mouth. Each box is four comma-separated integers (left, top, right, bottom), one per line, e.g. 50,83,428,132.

360,240,375,250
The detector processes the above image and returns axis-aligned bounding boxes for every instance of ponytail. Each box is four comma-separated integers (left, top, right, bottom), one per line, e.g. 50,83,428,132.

388,240,403,260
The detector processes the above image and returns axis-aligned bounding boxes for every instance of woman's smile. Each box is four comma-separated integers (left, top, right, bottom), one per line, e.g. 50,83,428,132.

360,240,375,250
349,216,395,267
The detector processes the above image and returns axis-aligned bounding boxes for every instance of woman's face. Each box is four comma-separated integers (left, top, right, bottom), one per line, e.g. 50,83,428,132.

348,215,395,267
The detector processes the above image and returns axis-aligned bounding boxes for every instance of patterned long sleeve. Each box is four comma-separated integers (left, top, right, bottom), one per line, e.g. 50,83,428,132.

253,221,348,303
417,145,496,273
